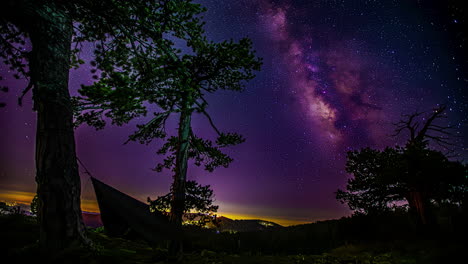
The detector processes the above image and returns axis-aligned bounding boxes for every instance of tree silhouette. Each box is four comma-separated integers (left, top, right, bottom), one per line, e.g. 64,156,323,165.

337,106,467,226
336,147,404,215
1,0,203,252
78,28,261,234
392,105,458,152
148,180,219,227
392,105,465,225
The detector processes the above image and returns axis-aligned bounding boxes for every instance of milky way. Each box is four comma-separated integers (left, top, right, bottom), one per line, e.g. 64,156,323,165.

259,0,410,151
1,0,467,226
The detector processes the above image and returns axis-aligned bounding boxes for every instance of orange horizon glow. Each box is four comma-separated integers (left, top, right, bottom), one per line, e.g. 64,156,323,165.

217,212,310,226
0,189,310,226
0,189,100,213
0,190,36,206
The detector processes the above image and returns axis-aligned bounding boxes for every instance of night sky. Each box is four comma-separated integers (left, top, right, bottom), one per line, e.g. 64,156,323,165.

1,0,467,226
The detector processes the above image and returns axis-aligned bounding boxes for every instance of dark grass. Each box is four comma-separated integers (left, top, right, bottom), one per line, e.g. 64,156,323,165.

1,213,466,264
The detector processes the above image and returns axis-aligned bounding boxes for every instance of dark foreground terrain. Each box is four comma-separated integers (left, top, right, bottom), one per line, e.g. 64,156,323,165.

1,213,466,264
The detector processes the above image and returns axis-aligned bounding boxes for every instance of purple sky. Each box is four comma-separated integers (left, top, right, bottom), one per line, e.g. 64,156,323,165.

1,0,467,226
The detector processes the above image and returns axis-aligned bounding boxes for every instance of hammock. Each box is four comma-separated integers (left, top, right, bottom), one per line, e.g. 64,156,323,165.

91,177,181,243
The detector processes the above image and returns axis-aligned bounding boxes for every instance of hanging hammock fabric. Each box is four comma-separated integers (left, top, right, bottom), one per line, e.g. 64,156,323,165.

91,177,181,243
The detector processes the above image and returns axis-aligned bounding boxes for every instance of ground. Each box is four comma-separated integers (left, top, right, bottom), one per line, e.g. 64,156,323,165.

0,213,465,263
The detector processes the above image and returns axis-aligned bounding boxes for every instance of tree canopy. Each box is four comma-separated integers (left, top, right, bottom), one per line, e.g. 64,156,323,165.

337,146,467,215
148,180,219,227
337,106,467,225
77,36,262,171
1,0,206,252
336,147,404,215
1,0,205,107
77,15,262,232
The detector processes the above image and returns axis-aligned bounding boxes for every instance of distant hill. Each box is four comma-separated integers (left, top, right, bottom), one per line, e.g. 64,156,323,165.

81,211,282,232
214,216,283,232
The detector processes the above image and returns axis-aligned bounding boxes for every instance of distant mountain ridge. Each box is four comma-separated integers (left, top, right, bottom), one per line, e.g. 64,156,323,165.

82,212,283,232
215,216,283,232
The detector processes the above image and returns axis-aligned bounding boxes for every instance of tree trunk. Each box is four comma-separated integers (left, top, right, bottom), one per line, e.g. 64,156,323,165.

407,191,427,225
170,97,192,225
27,3,89,253
406,190,434,231
169,93,192,254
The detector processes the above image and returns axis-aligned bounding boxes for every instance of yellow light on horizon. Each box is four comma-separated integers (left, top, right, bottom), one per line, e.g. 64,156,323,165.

0,189,99,213
0,189,310,226
219,212,310,227
0,190,35,205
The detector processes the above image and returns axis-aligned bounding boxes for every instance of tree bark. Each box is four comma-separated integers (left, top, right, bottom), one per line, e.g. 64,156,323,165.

169,93,192,254
26,3,89,252
407,191,428,225
170,96,192,225
406,190,435,232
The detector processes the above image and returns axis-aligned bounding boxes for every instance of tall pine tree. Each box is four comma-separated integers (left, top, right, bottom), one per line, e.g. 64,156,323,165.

1,0,203,253
77,23,262,237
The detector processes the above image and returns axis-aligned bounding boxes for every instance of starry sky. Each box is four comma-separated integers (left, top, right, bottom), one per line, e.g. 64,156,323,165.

1,0,467,226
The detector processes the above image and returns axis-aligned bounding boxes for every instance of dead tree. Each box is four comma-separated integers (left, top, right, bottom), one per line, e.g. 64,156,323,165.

392,105,457,226
393,105,457,150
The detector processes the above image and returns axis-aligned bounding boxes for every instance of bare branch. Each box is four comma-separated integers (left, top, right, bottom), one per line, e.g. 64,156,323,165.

17,80,33,106
194,101,221,136
425,134,455,148
415,105,447,141
392,105,458,150
427,127,453,135
392,111,426,139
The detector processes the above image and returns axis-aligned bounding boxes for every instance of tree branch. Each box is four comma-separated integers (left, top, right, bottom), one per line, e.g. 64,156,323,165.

416,105,446,141
17,79,33,106
194,101,221,136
